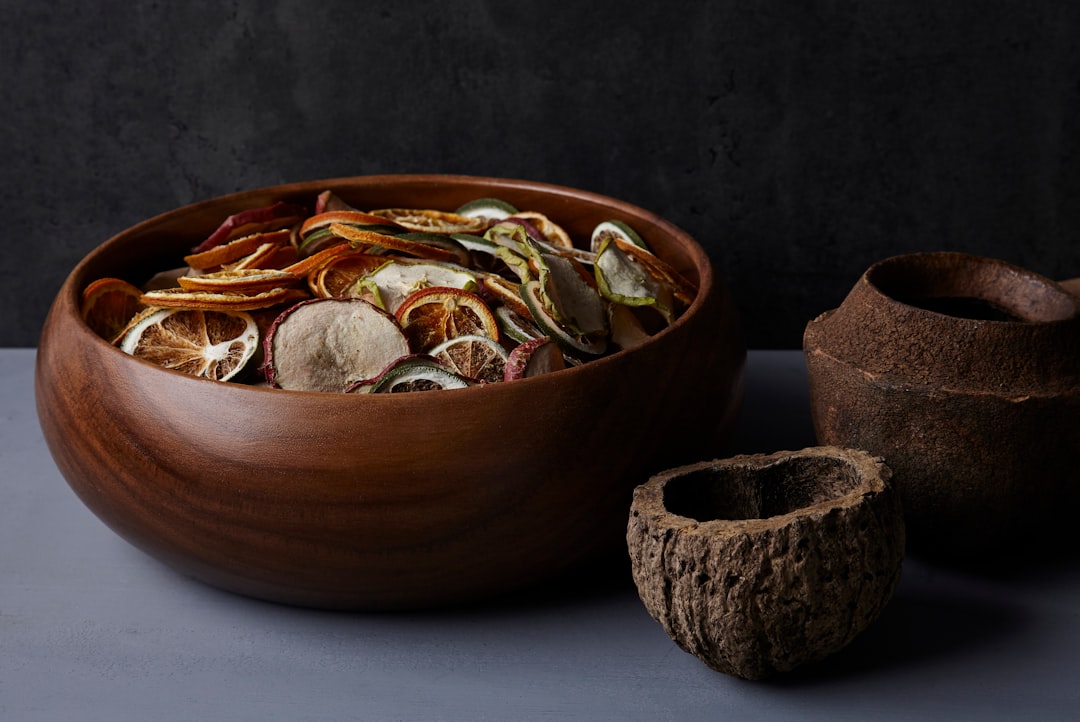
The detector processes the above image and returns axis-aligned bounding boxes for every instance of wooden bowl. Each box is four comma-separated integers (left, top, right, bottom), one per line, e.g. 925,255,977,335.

35,174,745,610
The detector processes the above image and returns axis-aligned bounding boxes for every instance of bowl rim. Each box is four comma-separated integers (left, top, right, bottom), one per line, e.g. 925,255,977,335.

53,173,719,400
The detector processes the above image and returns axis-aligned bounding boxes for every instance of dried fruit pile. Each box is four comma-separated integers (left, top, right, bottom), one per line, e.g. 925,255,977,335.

80,190,697,393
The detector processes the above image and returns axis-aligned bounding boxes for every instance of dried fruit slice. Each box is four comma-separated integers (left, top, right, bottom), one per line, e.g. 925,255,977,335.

395,286,499,353
590,219,651,253
309,252,387,298
349,355,472,394
190,201,306,254
455,197,519,221
354,259,479,313
327,223,468,265
119,307,259,382
593,236,674,324
80,277,145,343
176,268,299,295
520,280,607,356
508,211,573,249
495,304,544,345
504,337,566,381
369,208,490,235
263,298,410,392
429,334,508,384
185,229,293,271
140,286,308,311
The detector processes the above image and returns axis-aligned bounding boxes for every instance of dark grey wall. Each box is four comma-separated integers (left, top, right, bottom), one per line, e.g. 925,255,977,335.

4,1,1079,348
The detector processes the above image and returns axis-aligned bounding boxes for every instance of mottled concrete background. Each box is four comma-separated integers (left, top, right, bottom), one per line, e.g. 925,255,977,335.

4,1,1079,348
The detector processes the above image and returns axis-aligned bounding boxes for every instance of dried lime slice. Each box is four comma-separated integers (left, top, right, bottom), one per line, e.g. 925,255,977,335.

350,355,472,394
429,334,509,384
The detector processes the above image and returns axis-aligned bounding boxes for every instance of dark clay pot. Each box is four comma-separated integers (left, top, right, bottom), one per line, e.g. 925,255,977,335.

803,252,1080,562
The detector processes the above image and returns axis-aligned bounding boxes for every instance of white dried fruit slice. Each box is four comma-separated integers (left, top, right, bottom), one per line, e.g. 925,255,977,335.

594,236,675,324
263,298,410,392
590,219,652,254
429,334,508,384
352,259,478,313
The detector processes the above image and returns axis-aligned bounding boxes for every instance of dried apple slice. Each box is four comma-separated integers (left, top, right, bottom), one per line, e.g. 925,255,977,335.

190,202,306,254
504,336,566,381
353,259,479,313
454,197,519,221
263,298,410,393
520,280,607,357
593,236,675,324
590,219,652,254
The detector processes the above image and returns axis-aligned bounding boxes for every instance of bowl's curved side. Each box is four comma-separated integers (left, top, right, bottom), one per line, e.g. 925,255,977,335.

35,175,744,609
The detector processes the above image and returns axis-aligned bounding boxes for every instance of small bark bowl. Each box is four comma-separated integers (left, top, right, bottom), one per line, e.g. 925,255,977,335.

35,174,745,610
627,447,905,681
803,252,1080,562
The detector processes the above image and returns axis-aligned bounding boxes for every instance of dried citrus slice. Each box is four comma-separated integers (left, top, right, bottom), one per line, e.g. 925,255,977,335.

119,307,259,382
429,334,508,384
494,304,544,345
309,252,387,298
80,277,146,343
590,219,651,254
176,268,300,295
349,355,472,394
369,208,490,235
327,223,468,265
140,286,309,311
185,229,293,271
395,286,499,353
263,298,410,392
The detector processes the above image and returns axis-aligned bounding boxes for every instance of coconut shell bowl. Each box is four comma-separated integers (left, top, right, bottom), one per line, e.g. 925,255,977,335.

804,252,1080,562
35,174,745,610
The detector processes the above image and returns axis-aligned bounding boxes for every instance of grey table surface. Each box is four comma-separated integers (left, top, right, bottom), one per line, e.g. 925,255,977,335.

3,348,1078,721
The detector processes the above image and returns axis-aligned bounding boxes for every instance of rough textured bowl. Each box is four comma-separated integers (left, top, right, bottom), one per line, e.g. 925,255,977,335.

804,252,1080,562
35,174,745,610
627,447,905,680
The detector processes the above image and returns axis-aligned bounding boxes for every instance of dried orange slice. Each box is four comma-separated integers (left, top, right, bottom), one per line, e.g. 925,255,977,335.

140,286,309,311
429,334,509,384
80,277,146,342
184,229,293,271
395,286,499,353
369,208,490,235
176,268,300,295
309,252,387,298
118,307,259,382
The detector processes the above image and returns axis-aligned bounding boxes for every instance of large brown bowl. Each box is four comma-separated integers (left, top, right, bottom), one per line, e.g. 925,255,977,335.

35,174,744,610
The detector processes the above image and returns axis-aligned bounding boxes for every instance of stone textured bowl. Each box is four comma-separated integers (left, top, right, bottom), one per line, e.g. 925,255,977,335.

627,447,905,680
804,252,1080,562
35,174,744,610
